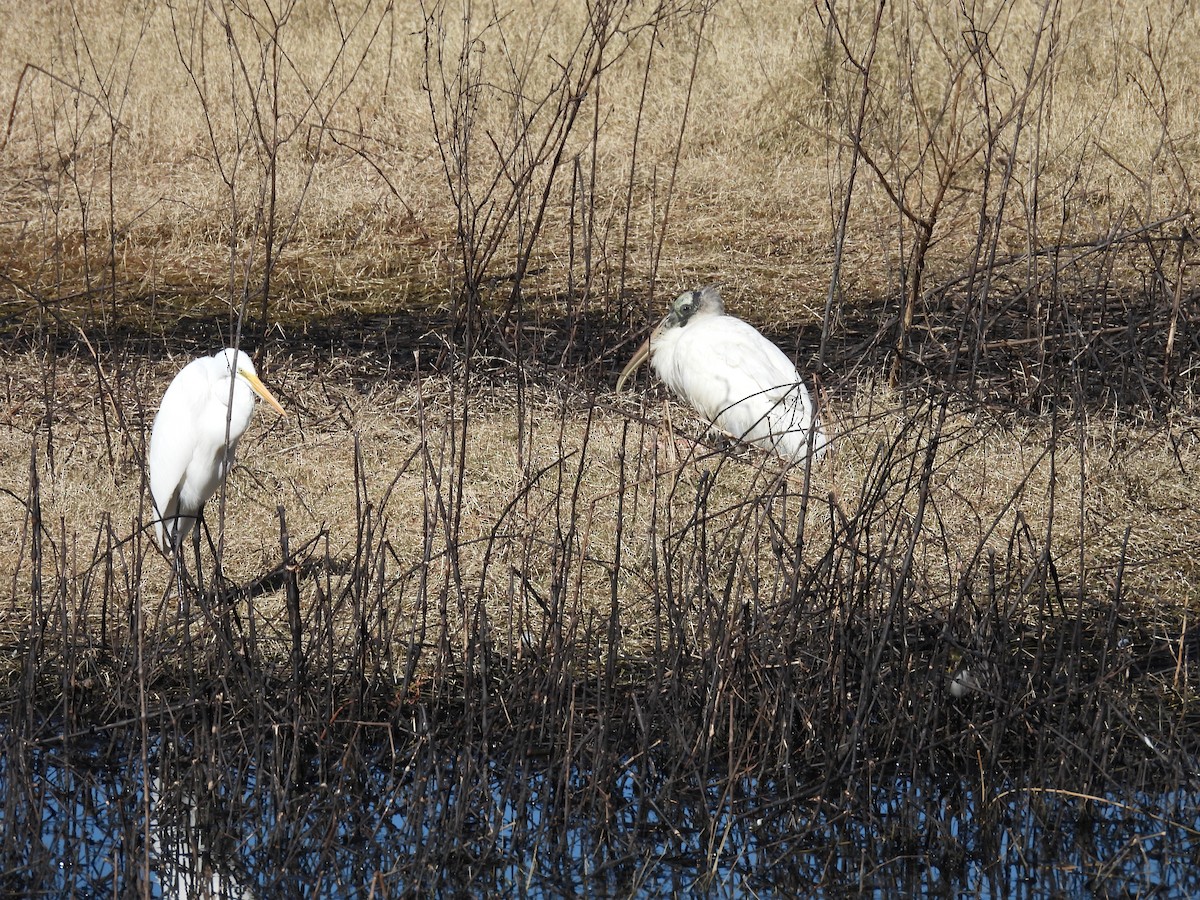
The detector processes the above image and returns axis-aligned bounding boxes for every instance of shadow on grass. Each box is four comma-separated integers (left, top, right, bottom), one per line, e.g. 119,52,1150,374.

4,243,1198,421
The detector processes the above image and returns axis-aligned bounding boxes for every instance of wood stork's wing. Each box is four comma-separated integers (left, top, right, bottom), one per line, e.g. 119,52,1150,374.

701,317,806,400
673,315,818,456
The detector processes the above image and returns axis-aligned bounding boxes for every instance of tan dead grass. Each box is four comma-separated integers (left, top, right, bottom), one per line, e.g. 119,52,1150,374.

4,350,1200,681
3,1,1198,317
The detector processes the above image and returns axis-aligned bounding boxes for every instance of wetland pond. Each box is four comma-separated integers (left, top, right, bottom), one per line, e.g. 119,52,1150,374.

3,719,1198,897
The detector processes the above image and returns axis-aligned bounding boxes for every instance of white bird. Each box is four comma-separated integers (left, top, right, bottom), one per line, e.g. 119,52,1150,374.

616,286,827,462
149,348,286,552
149,773,258,899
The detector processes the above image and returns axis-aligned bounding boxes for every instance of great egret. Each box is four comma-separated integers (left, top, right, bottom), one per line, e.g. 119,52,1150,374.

616,286,827,462
149,348,286,552
150,772,257,899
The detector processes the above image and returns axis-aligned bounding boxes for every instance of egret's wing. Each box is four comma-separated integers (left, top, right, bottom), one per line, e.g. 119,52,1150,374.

712,319,806,393
148,360,208,540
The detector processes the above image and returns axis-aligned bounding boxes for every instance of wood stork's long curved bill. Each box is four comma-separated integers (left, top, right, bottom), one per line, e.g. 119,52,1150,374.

615,335,654,392
615,286,827,463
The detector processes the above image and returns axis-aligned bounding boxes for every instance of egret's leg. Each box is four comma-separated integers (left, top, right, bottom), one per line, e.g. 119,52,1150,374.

204,512,224,587
170,545,184,624
191,508,204,595
168,527,199,668
165,517,190,622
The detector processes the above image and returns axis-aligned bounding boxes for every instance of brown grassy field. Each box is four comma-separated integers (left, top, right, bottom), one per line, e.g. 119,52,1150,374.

2,0,1200,724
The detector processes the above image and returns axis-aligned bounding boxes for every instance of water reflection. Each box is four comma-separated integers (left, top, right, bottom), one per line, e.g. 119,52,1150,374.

2,725,1198,897
151,769,257,899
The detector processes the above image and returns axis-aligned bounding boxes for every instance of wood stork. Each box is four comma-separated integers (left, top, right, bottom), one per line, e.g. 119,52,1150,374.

148,348,286,553
616,286,827,462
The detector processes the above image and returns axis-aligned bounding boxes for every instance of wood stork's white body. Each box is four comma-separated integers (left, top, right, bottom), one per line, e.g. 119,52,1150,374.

148,348,285,551
617,286,826,463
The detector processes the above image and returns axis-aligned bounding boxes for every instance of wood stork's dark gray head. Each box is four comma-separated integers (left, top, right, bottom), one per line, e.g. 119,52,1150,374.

615,285,726,391
665,285,725,329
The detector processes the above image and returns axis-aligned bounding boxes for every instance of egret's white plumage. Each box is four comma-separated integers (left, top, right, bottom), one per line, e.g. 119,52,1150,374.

150,773,257,899
149,348,285,551
617,286,826,462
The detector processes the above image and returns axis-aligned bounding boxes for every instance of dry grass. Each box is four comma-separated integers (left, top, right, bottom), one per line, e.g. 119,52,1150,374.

4,348,1200,680
2,0,1197,314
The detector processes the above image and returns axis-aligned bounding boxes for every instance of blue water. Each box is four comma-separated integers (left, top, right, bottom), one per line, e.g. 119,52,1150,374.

3,725,1199,898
